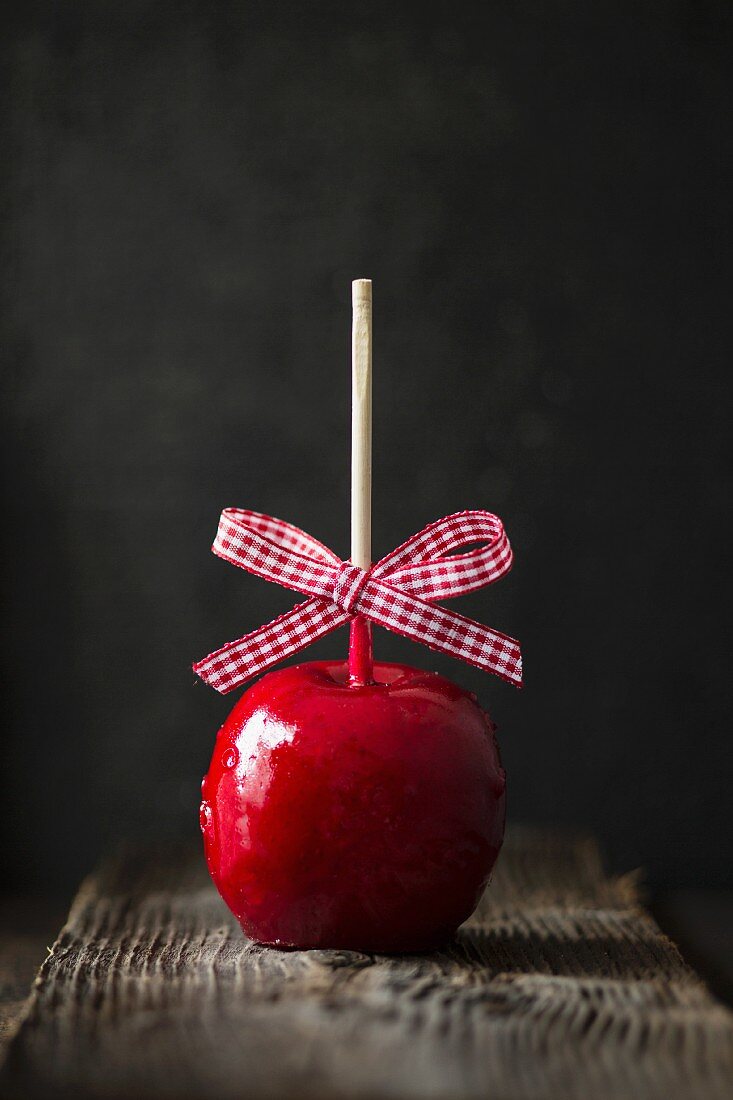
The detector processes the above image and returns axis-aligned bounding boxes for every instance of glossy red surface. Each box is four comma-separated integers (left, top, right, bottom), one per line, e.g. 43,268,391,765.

201,660,506,952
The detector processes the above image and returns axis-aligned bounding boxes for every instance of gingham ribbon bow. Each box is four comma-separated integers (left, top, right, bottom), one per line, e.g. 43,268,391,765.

193,509,522,692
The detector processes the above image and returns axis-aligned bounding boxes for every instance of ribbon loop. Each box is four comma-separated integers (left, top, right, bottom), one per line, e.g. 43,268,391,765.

193,509,522,693
372,510,512,600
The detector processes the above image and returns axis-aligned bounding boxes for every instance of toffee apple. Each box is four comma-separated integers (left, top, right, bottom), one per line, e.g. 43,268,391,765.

194,280,521,952
200,659,505,952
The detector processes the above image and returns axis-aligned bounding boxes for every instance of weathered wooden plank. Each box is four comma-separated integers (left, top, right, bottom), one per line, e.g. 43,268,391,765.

0,898,66,1061
2,827,732,1100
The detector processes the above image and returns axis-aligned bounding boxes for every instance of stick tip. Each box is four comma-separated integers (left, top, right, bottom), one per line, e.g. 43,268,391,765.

352,278,372,304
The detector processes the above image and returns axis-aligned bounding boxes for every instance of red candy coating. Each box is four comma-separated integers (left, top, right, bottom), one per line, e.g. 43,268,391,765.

200,660,505,952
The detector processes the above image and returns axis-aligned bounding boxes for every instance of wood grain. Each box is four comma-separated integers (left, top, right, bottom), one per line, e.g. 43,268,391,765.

2,827,732,1100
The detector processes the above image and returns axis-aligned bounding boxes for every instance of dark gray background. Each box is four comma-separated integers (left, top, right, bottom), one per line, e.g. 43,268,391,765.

2,1,731,893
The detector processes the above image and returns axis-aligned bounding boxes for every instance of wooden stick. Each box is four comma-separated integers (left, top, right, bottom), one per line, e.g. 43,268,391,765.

351,278,372,569
348,279,373,685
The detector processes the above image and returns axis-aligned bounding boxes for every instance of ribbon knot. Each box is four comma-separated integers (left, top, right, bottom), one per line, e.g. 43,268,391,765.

193,508,522,693
332,562,370,615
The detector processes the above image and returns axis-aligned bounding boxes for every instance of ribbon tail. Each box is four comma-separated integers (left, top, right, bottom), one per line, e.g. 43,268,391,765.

363,583,523,687
193,599,349,693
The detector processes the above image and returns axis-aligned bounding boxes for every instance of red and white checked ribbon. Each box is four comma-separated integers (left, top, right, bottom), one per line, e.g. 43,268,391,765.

193,509,522,692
